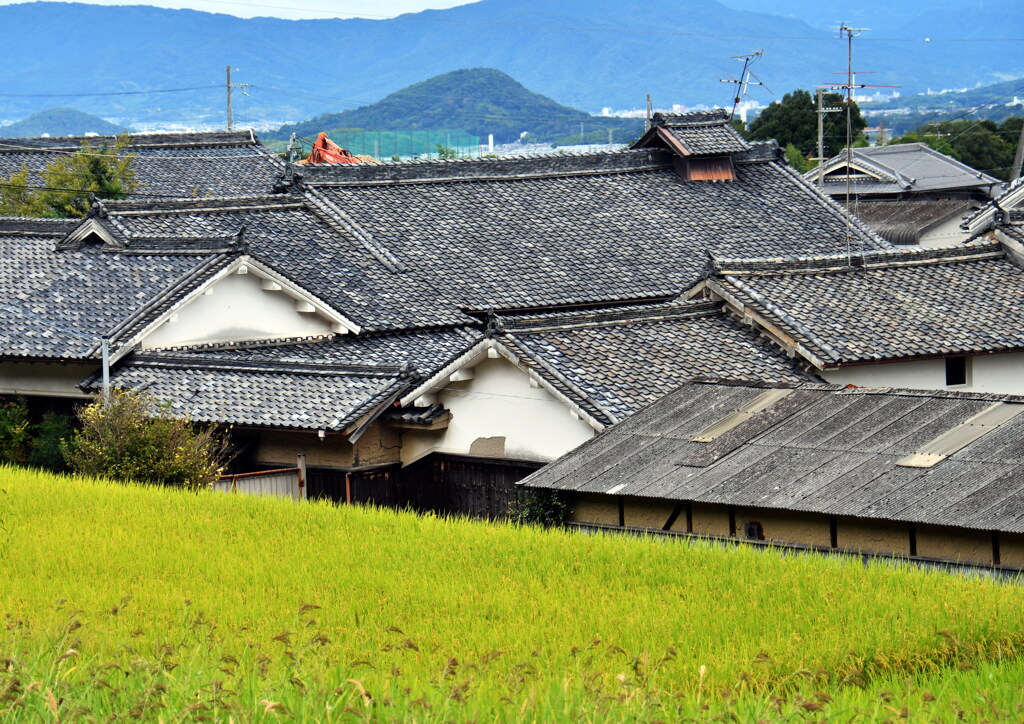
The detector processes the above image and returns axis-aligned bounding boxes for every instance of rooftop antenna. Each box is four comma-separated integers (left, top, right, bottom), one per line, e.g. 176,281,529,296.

827,25,899,265
720,50,772,120
226,65,249,132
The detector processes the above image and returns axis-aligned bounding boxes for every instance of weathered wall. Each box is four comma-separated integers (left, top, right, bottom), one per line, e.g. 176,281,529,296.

999,532,1024,567
835,517,911,555
571,493,619,526
401,357,596,465
0,361,94,398
824,351,1024,395
255,422,401,469
737,507,832,547
918,213,973,248
141,271,336,349
690,502,731,536
255,430,353,468
566,495,1013,568
916,524,992,563
623,498,676,529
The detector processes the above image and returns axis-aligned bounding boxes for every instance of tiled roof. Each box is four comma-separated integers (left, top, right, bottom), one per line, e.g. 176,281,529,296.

495,301,814,422
136,326,483,377
706,242,1024,366
0,217,227,359
95,195,466,331
88,328,484,431
0,131,285,200
89,355,410,432
300,148,889,314
846,199,977,245
808,143,1003,198
520,379,1024,535
639,109,751,155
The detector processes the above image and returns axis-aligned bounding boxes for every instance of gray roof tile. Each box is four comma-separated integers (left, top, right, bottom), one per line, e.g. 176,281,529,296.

0,131,285,200
709,242,1024,365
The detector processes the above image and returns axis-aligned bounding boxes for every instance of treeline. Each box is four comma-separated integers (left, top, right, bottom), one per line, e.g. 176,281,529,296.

735,88,1022,180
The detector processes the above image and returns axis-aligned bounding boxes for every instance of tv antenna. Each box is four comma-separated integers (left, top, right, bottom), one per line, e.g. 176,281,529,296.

825,25,897,265
720,50,772,120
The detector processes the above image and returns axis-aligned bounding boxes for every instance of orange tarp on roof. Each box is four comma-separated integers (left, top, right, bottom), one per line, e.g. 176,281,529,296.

297,132,359,165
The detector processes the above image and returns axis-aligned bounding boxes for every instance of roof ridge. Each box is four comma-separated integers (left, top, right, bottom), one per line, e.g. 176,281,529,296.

500,300,718,332
98,194,303,214
121,353,409,377
294,149,670,187
713,241,1003,276
689,376,1024,404
301,188,406,273
0,130,259,150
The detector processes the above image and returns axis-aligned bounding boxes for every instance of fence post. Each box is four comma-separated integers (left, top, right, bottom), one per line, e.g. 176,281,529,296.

297,453,307,499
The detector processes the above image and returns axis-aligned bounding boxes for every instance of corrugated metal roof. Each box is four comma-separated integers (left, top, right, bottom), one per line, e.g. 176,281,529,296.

520,380,1024,534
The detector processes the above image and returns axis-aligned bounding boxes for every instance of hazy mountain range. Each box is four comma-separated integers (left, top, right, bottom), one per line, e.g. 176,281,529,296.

0,0,1019,127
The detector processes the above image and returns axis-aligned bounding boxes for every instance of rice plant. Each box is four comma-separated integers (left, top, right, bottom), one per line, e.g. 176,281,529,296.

0,464,1021,721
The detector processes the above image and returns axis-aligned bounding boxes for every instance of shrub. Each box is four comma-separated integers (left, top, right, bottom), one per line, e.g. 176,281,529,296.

510,488,570,527
28,412,75,472
66,390,231,489
0,396,30,464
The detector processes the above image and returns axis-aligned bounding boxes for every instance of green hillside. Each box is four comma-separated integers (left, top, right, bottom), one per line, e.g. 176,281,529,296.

0,107,129,138
1,465,1023,721
866,78,1024,135
269,68,644,148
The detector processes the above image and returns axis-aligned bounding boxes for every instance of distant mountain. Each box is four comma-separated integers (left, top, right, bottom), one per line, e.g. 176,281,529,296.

269,69,644,146
865,78,1024,136
0,1,1020,125
0,108,130,137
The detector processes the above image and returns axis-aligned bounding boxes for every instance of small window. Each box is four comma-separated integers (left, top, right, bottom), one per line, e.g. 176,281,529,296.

945,356,968,386
743,521,764,541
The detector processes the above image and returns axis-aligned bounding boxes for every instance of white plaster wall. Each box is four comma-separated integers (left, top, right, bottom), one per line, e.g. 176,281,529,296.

141,273,334,349
918,214,973,248
823,351,1024,395
0,361,94,398
401,357,597,465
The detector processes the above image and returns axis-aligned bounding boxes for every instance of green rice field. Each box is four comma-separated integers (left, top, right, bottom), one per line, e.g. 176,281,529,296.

1,464,1022,722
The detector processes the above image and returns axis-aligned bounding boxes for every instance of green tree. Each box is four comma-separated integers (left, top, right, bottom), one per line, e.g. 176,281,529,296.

66,390,231,490
748,89,866,158
890,117,1021,181
435,143,457,160
0,397,31,465
0,134,136,218
784,142,815,173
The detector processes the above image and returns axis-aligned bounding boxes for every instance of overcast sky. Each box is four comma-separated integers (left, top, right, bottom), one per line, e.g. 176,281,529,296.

0,0,477,19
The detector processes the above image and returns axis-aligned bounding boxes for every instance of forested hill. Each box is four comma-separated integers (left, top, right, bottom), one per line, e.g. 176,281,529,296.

0,108,129,138
268,69,644,146
0,1,1020,125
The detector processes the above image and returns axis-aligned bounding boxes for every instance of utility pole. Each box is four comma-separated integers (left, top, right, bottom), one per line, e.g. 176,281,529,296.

1012,120,1024,181
645,94,652,131
287,133,298,163
815,87,842,187
226,65,249,132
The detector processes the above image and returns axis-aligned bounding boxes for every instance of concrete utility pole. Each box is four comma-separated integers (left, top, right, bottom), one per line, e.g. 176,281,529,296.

226,65,249,132
645,94,652,131
815,87,841,187
1012,120,1024,181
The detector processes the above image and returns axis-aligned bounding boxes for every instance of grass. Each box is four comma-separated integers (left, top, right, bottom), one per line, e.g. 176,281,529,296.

0,464,1022,721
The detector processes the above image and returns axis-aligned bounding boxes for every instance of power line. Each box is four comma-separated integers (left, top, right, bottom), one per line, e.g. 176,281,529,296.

0,85,219,98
